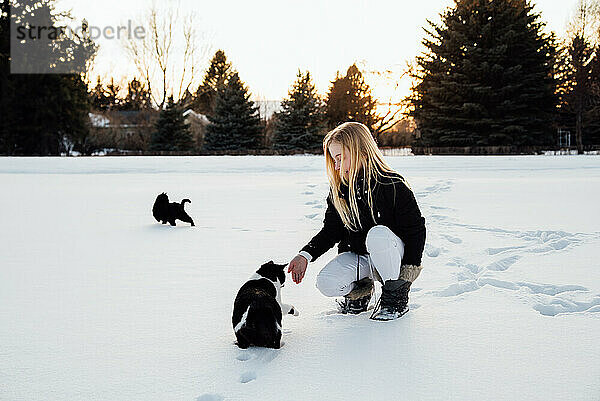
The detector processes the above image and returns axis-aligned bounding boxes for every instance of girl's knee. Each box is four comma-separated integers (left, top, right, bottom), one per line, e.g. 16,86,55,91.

316,252,362,297
316,271,348,297
366,225,395,253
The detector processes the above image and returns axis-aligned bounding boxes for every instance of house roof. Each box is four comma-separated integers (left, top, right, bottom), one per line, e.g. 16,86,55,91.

89,113,110,128
183,109,210,125
89,110,157,128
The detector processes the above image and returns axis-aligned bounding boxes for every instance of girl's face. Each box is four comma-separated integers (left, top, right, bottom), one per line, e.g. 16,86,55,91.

328,142,351,179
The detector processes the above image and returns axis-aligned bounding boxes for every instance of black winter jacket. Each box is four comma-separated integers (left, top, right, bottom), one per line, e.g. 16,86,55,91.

301,172,426,267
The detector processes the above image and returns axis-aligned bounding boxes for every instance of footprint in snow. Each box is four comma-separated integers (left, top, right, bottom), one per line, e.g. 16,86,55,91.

302,191,314,195
485,255,520,271
417,180,453,198
236,352,252,361
435,280,479,297
486,246,527,255
430,205,453,210
240,371,257,383
410,303,421,310
305,213,318,219
196,394,224,401
425,244,441,257
464,263,481,274
533,297,600,316
477,277,520,290
517,282,587,296
442,234,463,244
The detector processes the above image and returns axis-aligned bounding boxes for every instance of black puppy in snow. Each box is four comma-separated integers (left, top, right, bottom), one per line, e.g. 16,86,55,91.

232,261,299,349
152,192,195,226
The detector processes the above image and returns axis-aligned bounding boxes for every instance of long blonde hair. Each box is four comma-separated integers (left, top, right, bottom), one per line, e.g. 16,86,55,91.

323,122,398,231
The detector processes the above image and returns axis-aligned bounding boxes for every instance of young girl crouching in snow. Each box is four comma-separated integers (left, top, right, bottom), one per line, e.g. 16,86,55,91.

288,122,426,320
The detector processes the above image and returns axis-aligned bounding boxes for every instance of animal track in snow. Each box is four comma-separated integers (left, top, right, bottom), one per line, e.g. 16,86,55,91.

234,347,280,385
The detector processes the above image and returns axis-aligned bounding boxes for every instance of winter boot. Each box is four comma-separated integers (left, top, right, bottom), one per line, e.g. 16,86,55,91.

337,277,374,314
370,279,411,321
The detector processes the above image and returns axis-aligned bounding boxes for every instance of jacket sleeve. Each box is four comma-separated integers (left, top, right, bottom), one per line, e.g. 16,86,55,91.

300,192,345,262
390,181,426,267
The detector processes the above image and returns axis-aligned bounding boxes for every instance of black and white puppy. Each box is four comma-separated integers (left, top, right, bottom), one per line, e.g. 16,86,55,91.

232,261,299,349
152,192,195,226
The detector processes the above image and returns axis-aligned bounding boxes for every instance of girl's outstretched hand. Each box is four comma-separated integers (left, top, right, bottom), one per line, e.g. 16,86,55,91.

288,254,308,284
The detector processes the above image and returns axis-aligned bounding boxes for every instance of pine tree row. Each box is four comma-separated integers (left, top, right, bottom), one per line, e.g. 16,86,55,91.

410,0,600,150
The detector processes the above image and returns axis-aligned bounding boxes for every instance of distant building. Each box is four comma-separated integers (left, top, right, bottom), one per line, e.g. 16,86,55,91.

254,100,282,120
89,110,157,151
183,109,210,150
89,109,210,152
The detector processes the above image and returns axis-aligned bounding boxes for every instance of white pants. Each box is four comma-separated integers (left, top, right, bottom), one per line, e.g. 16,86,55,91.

315,225,405,297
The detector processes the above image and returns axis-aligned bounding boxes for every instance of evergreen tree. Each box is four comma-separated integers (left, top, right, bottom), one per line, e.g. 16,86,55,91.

90,77,140,111
120,78,152,111
0,0,96,155
325,64,377,132
192,50,232,116
585,46,600,145
410,0,557,147
105,79,121,110
557,35,595,151
0,0,12,154
204,72,263,151
150,96,193,151
272,70,326,151
556,1,600,149
90,77,111,111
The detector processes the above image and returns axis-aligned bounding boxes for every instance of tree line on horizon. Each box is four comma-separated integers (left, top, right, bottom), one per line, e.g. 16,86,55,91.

411,0,600,152
85,50,391,154
2,0,600,155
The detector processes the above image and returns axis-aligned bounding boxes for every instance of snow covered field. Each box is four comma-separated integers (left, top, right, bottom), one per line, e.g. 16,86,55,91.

1,155,599,401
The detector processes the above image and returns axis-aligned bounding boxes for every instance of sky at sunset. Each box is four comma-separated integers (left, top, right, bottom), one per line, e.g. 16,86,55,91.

57,0,581,104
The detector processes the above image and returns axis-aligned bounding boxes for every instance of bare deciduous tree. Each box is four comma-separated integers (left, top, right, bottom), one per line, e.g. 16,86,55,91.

356,60,410,139
559,0,600,151
122,2,211,110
